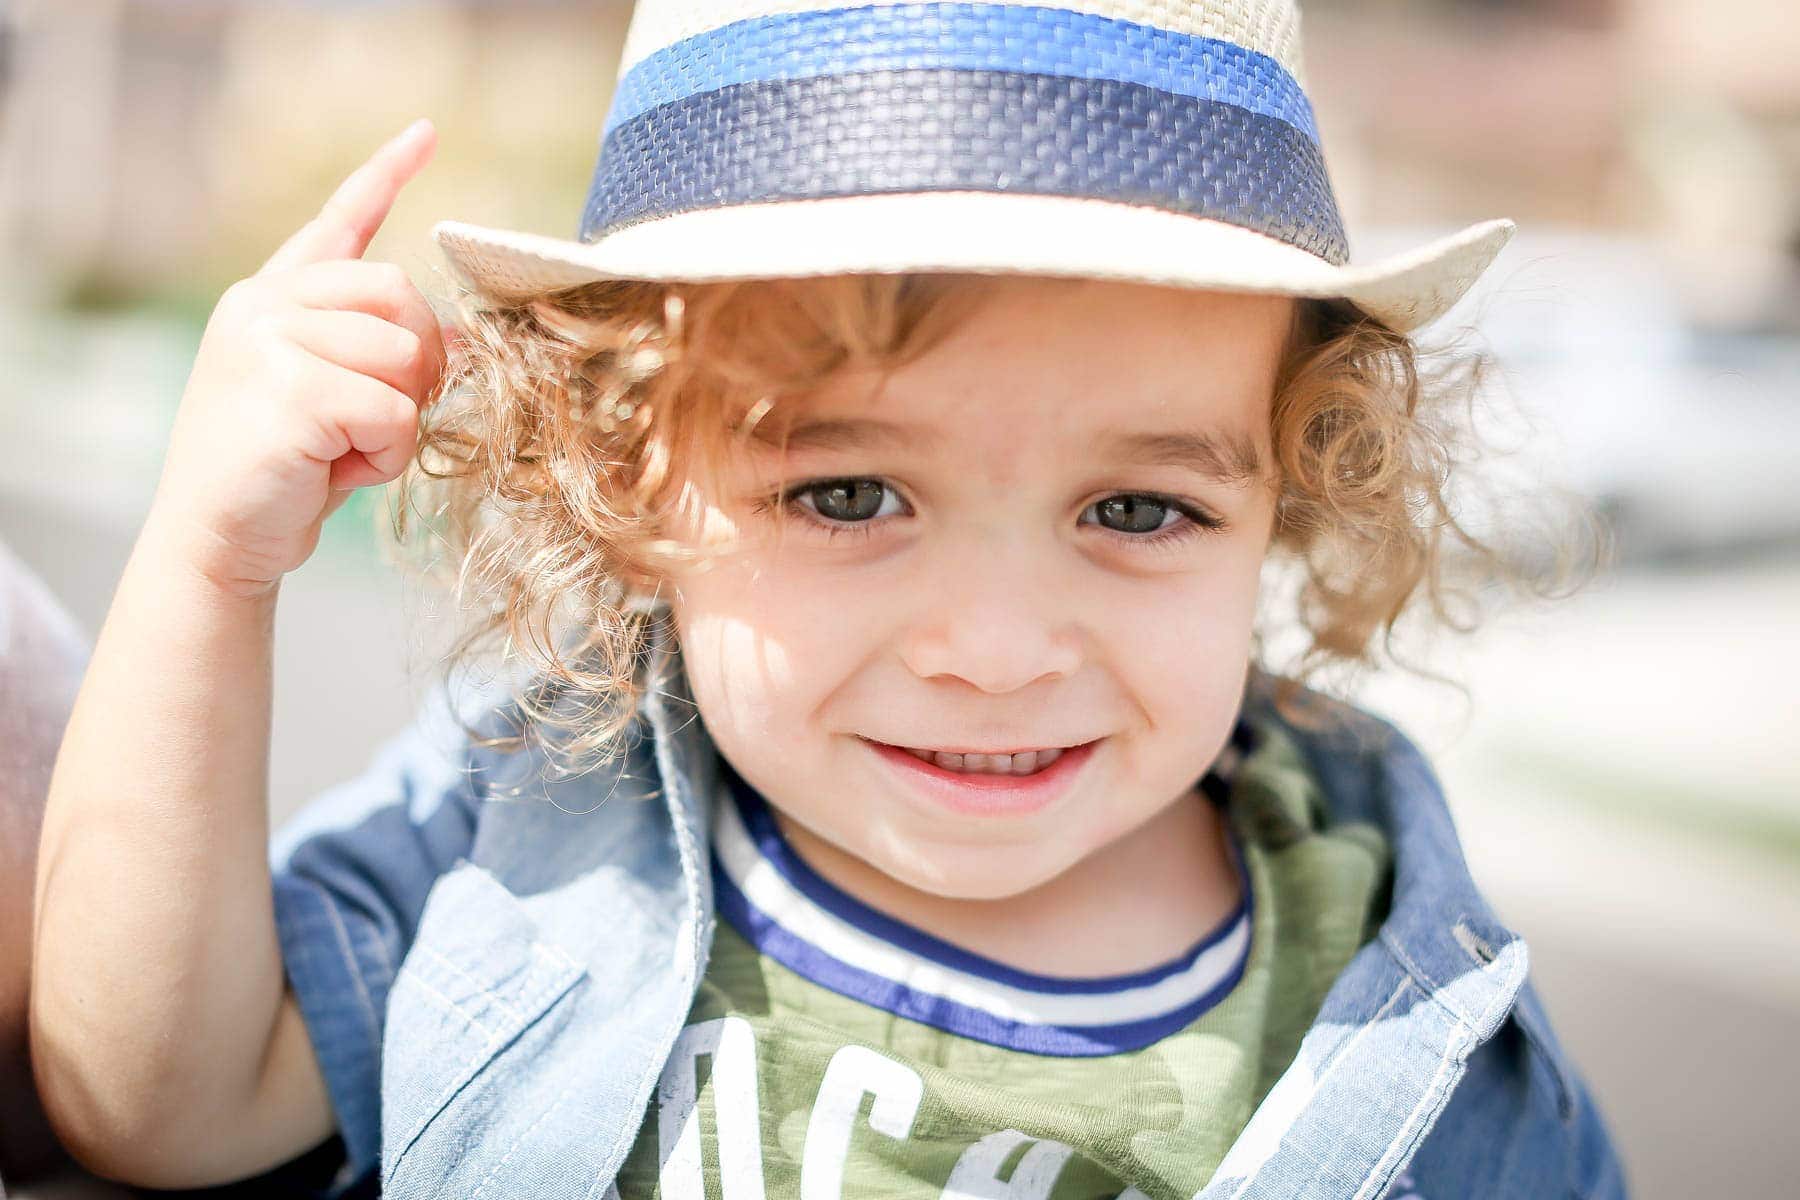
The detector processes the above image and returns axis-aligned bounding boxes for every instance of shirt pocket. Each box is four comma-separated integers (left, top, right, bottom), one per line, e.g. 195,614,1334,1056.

380,858,588,1180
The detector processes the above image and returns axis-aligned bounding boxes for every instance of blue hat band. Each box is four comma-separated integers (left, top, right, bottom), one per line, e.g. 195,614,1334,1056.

579,2,1350,265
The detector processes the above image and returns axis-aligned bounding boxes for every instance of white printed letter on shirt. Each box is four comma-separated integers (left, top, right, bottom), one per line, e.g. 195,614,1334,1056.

943,1128,1076,1198
656,1016,766,1200
801,1044,924,1200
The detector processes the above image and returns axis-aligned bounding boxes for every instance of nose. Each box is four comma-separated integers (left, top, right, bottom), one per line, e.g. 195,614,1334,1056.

895,535,1082,694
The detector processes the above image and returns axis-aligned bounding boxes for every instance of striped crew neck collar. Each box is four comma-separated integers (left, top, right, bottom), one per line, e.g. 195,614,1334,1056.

707,719,1261,1056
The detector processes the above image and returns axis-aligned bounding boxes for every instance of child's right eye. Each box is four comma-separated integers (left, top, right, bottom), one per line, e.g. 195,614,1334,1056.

756,477,910,541
793,479,900,523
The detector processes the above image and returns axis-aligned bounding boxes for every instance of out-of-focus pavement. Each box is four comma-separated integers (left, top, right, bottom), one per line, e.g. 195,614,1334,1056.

4,304,1798,1199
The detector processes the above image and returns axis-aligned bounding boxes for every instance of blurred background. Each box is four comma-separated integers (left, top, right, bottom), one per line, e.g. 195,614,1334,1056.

1,0,1796,1196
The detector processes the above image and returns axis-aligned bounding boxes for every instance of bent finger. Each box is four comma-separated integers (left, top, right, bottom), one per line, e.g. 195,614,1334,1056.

293,349,424,485
276,259,450,396
278,307,438,406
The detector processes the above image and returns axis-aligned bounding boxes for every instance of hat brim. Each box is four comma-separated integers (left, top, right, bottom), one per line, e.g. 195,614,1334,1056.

431,192,1514,335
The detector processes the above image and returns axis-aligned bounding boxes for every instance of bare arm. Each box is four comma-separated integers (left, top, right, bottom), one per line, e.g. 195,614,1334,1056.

29,118,447,1189
31,524,333,1186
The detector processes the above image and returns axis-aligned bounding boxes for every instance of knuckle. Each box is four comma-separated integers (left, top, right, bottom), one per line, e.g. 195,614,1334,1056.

300,209,339,246
243,309,291,356
266,344,315,404
398,273,432,312
389,387,422,431
393,326,427,374
372,260,412,295
356,373,407,420
217,277,262,321
243,306,288,345
380,403,420,455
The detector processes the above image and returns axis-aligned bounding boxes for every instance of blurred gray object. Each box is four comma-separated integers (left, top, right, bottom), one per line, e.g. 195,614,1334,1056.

0,538,90,1189
1479,231,1800,563
1364,226,1800,568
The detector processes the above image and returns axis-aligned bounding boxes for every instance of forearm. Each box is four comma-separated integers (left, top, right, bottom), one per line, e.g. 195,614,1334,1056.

28,121,442,1183
30,509,293,1173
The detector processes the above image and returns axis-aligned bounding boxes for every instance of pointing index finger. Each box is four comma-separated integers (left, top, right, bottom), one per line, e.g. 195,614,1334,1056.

257,118,437,276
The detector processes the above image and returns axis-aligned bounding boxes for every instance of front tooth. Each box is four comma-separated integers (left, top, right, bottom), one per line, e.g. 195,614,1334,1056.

915,749,1064,775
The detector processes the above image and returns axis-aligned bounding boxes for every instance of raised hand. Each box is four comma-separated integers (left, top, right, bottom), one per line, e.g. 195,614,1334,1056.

149,117,448,597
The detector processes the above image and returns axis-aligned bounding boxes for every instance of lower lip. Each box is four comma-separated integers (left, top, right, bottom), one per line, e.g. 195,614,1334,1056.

863,737,1100,817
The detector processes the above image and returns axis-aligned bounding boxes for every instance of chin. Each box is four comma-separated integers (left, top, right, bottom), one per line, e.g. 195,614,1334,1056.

873,839,1070,904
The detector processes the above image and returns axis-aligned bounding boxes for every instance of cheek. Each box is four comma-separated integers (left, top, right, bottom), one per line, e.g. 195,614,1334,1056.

670,556,878,745
1108,544,1266,718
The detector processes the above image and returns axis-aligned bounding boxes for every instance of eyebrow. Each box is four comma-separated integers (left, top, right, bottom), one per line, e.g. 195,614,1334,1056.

745,416,946,456
1096,429,1266,484
746,417,1264,483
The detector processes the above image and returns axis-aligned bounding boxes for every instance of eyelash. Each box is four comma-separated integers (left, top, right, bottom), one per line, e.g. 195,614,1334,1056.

752,477,1228,549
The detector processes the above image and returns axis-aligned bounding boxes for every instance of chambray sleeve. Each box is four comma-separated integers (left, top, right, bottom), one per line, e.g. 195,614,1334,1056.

1567,1067,1630,1200
1513,977,1632,1200
266,680,510,1192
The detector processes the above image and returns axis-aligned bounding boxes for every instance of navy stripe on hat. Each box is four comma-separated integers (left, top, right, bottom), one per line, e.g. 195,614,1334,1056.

579,1,1349,263
580,68,1348,262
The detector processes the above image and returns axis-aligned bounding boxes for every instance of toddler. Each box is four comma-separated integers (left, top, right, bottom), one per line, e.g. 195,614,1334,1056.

31,1,1627,1197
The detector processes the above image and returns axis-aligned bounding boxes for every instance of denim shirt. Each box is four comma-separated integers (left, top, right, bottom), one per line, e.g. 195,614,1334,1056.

269,619,1629,1200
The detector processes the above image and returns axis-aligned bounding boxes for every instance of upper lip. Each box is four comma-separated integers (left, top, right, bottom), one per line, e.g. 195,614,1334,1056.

862,735,1094,756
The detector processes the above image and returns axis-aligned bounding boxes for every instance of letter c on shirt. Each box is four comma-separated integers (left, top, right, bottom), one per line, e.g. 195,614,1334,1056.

802,1045,925,1199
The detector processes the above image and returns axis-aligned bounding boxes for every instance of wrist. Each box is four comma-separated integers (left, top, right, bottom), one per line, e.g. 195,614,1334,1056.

136,505,285,610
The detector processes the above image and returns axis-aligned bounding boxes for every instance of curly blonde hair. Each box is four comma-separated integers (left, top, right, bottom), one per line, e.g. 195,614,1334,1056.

392,271,1605,781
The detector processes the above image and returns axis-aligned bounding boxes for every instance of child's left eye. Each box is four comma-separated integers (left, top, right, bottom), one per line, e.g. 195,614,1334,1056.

1090,495,1181,535
1080,493,1227,546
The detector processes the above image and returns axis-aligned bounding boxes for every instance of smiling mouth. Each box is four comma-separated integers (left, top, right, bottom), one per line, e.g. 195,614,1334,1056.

861,737,1090,777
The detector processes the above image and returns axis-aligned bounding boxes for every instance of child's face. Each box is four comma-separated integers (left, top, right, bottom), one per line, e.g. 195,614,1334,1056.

665,276,1293,902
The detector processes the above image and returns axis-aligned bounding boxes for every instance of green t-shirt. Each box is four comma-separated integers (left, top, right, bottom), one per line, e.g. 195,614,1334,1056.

614,713,1391,1199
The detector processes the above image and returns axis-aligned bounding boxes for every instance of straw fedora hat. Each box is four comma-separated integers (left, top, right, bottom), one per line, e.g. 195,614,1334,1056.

431,0,1515,333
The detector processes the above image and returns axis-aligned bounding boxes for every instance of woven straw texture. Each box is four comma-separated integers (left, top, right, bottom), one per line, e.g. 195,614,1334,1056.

436,193,1513,334
617,0,1307,83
